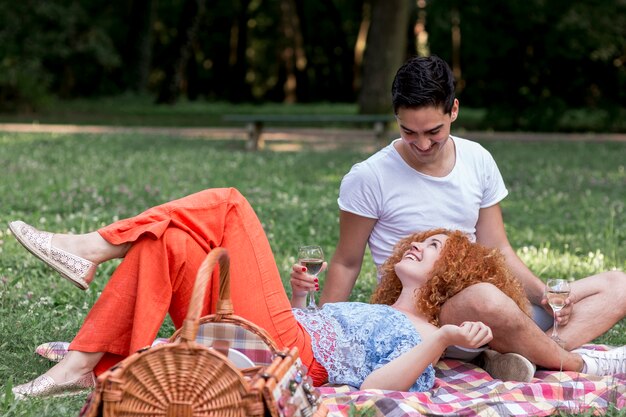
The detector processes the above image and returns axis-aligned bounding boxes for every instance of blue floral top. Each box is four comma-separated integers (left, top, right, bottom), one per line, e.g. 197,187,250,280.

293,302,435,392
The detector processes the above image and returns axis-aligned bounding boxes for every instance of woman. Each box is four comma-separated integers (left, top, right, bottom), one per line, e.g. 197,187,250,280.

9,188,518,399
371,231,532,327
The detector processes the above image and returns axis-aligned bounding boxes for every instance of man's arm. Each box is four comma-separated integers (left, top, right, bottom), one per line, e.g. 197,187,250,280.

475,204,545,305
319,210,377,305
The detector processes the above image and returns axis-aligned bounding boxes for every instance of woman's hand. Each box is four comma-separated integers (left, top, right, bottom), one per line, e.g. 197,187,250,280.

440,321,493,349
362,321,492,391
289,261,326,308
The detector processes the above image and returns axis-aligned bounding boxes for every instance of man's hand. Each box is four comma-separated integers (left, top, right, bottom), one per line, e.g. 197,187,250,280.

541,291,574,326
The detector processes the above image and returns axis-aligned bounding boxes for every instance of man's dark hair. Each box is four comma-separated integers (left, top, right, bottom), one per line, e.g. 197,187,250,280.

391,55,456,114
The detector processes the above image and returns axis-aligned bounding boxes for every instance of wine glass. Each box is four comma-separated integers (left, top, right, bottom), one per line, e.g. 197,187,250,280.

297,245,324,312
545,278,571,346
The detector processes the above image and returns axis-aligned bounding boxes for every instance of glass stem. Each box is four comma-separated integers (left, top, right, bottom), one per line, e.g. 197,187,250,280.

308,290,317,309
551,311,559,338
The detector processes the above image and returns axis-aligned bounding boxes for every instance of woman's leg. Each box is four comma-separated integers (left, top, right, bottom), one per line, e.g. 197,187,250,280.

72,226,211,375
97,188,314,356
15,188,322,397
51,231,130,265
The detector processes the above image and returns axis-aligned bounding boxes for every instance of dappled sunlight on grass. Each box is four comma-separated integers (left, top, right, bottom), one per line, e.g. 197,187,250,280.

517,245,616,280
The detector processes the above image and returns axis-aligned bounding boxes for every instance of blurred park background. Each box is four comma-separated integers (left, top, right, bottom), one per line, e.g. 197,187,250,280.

1,0,626,132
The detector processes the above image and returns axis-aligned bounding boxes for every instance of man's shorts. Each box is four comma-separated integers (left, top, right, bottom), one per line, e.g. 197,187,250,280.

443,304,553,360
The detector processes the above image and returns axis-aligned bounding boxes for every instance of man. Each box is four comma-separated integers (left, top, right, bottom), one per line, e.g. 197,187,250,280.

292,55,626,381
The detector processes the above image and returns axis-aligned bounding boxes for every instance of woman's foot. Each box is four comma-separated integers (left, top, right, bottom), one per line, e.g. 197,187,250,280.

13,350,103,400
9,221,96,290
8,221,130,290
12,372,95,400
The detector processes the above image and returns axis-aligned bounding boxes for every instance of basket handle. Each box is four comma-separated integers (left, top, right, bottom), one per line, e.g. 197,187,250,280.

179,248,231,342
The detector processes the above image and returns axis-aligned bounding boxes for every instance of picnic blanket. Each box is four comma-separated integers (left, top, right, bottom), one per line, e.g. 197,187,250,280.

317,354,626,416
36,342,625,416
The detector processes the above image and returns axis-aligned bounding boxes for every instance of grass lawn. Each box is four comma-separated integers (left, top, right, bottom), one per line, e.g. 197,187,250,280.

0,132,624,416
2,95,625,132
0,96,488,130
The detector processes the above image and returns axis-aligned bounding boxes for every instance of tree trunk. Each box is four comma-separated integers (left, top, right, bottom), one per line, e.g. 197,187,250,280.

186,40,200,101
292,0,311,101
229,0,252,102
317,0,355,101
450,6,464,92
155,0,206,104
124,0,155,93
278,0,307,103
353,1,371,94
357,0,412,114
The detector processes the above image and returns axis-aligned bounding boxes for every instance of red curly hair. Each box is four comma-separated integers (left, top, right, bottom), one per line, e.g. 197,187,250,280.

370,229,531,325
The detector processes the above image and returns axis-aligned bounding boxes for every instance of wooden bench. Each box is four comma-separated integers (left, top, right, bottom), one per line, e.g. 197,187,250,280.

223,114,395,150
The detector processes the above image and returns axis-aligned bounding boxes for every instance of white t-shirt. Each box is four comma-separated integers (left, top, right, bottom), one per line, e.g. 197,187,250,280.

338,136,508,274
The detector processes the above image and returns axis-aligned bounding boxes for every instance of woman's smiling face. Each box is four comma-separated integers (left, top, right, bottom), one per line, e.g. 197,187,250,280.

394,234,449,284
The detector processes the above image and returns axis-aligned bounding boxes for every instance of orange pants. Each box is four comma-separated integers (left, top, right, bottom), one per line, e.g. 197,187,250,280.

69,188,327,384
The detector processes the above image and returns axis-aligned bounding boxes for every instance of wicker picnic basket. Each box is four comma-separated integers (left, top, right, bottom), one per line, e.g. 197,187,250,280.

79,248,324,417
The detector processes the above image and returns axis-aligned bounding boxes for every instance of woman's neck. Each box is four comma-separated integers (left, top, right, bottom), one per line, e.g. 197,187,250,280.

391,290,420,316
391,291,435,332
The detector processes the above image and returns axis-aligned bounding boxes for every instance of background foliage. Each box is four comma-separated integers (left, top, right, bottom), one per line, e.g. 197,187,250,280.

1,0,625,131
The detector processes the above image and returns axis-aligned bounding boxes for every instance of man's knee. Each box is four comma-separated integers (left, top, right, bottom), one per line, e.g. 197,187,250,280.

604,270,626,287
440,283,520,323
601,271,626,311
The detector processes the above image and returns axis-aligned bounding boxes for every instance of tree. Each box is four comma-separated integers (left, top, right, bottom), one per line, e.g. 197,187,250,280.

155,0,206,104
0,0,121,110
426,0,626,130
357,0,413,114
123,0,156,93
277,0,307,103
290,0,358,102
229,0,253,102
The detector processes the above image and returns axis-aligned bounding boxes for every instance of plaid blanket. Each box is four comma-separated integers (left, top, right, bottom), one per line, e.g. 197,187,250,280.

318,354,626,417
37,320,276,366
36,342,625,415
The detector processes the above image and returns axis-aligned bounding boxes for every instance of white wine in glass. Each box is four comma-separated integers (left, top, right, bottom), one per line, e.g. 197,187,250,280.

545,278,571,346
297,245,324,312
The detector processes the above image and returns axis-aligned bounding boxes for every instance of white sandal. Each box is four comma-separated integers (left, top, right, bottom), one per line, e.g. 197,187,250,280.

9,221,96,290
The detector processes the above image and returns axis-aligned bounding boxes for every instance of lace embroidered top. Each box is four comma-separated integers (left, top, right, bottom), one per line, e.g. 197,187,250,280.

293,302,435,392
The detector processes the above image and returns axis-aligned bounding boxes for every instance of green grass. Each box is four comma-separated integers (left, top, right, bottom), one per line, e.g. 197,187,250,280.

0,95,488,130
2,95,624,132
0,97,360,127
0,132,624,415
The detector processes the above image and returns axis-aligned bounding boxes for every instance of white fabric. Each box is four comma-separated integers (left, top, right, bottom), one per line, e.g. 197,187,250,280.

338,136,508,276
576,346,626,375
